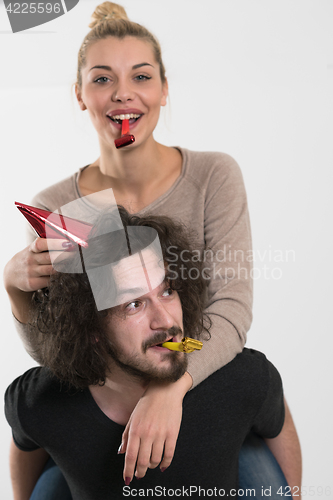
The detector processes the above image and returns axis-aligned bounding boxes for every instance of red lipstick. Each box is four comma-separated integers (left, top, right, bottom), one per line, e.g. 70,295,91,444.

15,202,92,247
114,119,135,149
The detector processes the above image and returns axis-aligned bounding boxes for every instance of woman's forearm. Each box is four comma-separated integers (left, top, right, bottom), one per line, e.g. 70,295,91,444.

120,371,193,482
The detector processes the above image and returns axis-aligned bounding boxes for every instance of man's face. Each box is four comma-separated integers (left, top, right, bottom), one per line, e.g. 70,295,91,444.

105,248,187,383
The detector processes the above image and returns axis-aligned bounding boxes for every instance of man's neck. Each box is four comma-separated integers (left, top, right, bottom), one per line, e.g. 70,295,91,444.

89,368,147,426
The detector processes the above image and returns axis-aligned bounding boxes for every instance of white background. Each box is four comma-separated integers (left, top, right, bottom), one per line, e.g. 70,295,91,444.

0,0,332,498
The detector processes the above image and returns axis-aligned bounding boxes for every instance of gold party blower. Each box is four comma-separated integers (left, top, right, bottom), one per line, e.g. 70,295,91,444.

162,337,203,353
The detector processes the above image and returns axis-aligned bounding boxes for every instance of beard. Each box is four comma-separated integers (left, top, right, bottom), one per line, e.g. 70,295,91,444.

106,326,188,383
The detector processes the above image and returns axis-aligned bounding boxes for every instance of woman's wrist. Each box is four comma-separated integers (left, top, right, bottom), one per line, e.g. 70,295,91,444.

146,371,193,399
176,371,193,393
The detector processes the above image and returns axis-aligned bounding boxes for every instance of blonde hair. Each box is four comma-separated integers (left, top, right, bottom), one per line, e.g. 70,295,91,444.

76,2,166,88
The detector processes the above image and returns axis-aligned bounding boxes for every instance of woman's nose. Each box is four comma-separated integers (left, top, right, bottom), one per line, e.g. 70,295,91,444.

111,80,134,102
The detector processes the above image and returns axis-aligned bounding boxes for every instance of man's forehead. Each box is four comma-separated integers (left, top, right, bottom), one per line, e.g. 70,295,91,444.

113,248,165,304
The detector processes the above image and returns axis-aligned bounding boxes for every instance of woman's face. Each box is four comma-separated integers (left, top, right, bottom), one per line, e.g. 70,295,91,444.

76,36,168,150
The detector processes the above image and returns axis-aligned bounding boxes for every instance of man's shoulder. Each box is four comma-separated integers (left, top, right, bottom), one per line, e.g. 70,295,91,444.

231,347,271,370
182,348,283,437
218,347,272,375
194,348,279,397
5,367,71,408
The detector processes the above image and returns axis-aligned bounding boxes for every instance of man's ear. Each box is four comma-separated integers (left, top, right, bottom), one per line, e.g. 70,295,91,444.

160,79,168,107
75,84,87,111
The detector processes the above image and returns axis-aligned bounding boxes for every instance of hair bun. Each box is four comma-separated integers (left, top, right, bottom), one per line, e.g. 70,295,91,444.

89,2,129,29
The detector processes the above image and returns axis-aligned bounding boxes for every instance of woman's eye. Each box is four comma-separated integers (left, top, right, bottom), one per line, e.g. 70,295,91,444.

134,74,152,81
162,288,173,297
94,76,110,84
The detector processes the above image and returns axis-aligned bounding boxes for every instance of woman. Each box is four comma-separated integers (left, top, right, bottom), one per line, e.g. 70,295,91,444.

4,2,289,498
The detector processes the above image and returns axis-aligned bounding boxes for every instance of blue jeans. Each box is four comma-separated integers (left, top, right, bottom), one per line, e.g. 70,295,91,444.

29,457,72,500
30,433,289,499
239,432,290,498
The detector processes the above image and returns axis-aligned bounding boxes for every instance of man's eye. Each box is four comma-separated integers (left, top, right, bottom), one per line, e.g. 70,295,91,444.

134,74,151,81
126,300,142,311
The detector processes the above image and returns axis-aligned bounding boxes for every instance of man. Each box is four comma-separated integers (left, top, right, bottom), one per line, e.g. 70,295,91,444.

5,208,301,500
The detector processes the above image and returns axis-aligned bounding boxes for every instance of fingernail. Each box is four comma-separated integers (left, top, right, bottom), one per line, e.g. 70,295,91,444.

125,477,131,486
161,467,167,473
117,443,123,454
136,476,142,480
62,241,73,248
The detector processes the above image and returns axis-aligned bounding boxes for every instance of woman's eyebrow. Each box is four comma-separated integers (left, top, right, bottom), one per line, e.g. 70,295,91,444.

89,65,112,72
132,62,154,70
89,62,154,72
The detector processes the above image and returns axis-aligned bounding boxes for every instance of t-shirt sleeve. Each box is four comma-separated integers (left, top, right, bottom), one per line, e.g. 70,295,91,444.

252,358,285,438
4,371,41,452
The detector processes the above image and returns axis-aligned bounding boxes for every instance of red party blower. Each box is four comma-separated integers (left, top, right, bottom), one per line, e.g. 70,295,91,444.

114,119,135,149
15,202,93,248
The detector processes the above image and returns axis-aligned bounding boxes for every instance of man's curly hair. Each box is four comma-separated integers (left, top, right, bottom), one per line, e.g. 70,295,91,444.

29,207,211,389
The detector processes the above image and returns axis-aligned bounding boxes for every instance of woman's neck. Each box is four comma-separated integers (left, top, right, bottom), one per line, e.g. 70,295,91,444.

98,137,166,190
80,138,182,212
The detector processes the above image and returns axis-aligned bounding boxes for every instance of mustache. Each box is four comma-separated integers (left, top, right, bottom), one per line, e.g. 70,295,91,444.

142,326,183,353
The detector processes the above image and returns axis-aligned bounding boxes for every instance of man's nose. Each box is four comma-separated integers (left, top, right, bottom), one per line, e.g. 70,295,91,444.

149,300,174,331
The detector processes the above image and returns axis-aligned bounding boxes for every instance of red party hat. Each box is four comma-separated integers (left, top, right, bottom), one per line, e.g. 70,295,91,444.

15,202,93,248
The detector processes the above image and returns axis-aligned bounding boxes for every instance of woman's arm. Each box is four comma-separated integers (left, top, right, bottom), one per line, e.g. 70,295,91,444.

187,153,253,387
4,177,78,341
4,174,79,337
3,238,52,324
119,372,193,483
4,237,69,324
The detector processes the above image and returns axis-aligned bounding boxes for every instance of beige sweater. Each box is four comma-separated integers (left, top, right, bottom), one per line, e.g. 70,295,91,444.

17,147,253,388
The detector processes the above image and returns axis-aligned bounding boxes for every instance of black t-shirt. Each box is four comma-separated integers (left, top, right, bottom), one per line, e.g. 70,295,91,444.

5,348,284,499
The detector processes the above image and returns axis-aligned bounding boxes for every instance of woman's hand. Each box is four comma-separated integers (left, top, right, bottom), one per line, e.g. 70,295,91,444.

119,372,193,484
3,238,69,323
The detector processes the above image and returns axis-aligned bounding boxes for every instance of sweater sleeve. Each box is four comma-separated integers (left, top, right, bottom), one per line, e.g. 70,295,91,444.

11,173,81,363
185,153,253,387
